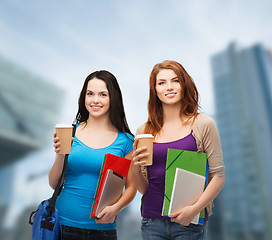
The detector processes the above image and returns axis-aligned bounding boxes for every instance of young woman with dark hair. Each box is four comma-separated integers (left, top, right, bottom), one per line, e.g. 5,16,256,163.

49,70,136,240
132,60,225,240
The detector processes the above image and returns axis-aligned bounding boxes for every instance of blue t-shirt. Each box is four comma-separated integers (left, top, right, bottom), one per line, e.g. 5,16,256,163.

56,128,134,230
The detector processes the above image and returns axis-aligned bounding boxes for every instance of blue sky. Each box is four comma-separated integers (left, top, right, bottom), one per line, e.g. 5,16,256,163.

1,0,271,132
1,0,272,229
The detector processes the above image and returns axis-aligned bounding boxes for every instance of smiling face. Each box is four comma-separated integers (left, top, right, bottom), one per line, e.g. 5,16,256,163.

155,69,182,106
85,78,110,119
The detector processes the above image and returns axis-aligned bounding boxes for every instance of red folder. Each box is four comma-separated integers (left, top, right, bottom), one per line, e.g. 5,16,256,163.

90,153,131,219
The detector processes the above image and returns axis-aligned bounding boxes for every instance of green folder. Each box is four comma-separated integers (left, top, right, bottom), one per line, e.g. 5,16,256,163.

162,149,207,220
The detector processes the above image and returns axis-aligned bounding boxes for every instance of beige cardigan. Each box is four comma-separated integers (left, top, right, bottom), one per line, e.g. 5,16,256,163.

136,113,225,216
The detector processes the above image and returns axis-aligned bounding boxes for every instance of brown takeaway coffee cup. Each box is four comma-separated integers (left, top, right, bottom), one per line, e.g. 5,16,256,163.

136,134,154,166
55,124,73,154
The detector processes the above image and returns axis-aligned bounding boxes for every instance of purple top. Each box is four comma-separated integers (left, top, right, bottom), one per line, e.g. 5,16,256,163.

141,131,207,221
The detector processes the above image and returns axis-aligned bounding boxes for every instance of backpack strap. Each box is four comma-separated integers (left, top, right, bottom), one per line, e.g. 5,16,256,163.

46,123,76,217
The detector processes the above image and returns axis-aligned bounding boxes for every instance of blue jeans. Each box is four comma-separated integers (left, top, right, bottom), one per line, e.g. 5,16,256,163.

61,225,117,240
141,218,208,240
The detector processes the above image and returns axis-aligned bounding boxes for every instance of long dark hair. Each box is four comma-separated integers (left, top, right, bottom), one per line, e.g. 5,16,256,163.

145,60,199,137
75,70,133,138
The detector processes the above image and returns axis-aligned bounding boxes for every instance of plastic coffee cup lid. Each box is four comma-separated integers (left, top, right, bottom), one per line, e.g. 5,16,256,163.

136,134,153,139
55,124,73,128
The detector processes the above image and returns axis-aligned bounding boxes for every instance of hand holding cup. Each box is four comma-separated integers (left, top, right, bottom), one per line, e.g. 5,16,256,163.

54,124,73,154
53,132,61,154
132,139,149,168
132,134,153,167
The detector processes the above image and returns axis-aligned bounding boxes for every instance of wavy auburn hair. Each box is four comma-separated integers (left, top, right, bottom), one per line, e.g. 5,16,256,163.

144,60,200,137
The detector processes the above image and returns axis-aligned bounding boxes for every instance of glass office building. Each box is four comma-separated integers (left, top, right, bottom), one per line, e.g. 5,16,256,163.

211,43,272,240
0,55,64,238
0,55,64,167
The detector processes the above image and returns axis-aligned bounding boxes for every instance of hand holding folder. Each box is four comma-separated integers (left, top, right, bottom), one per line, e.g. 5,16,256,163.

162,149,208,224
168,168,206,224
90,153,131,220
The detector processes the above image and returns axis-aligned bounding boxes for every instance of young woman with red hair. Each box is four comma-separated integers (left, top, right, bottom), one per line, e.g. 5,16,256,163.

132,60,225,240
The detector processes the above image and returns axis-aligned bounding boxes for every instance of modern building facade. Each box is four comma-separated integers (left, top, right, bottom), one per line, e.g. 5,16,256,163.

211,43,272,240
0,55,64,238
0,55,65,167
